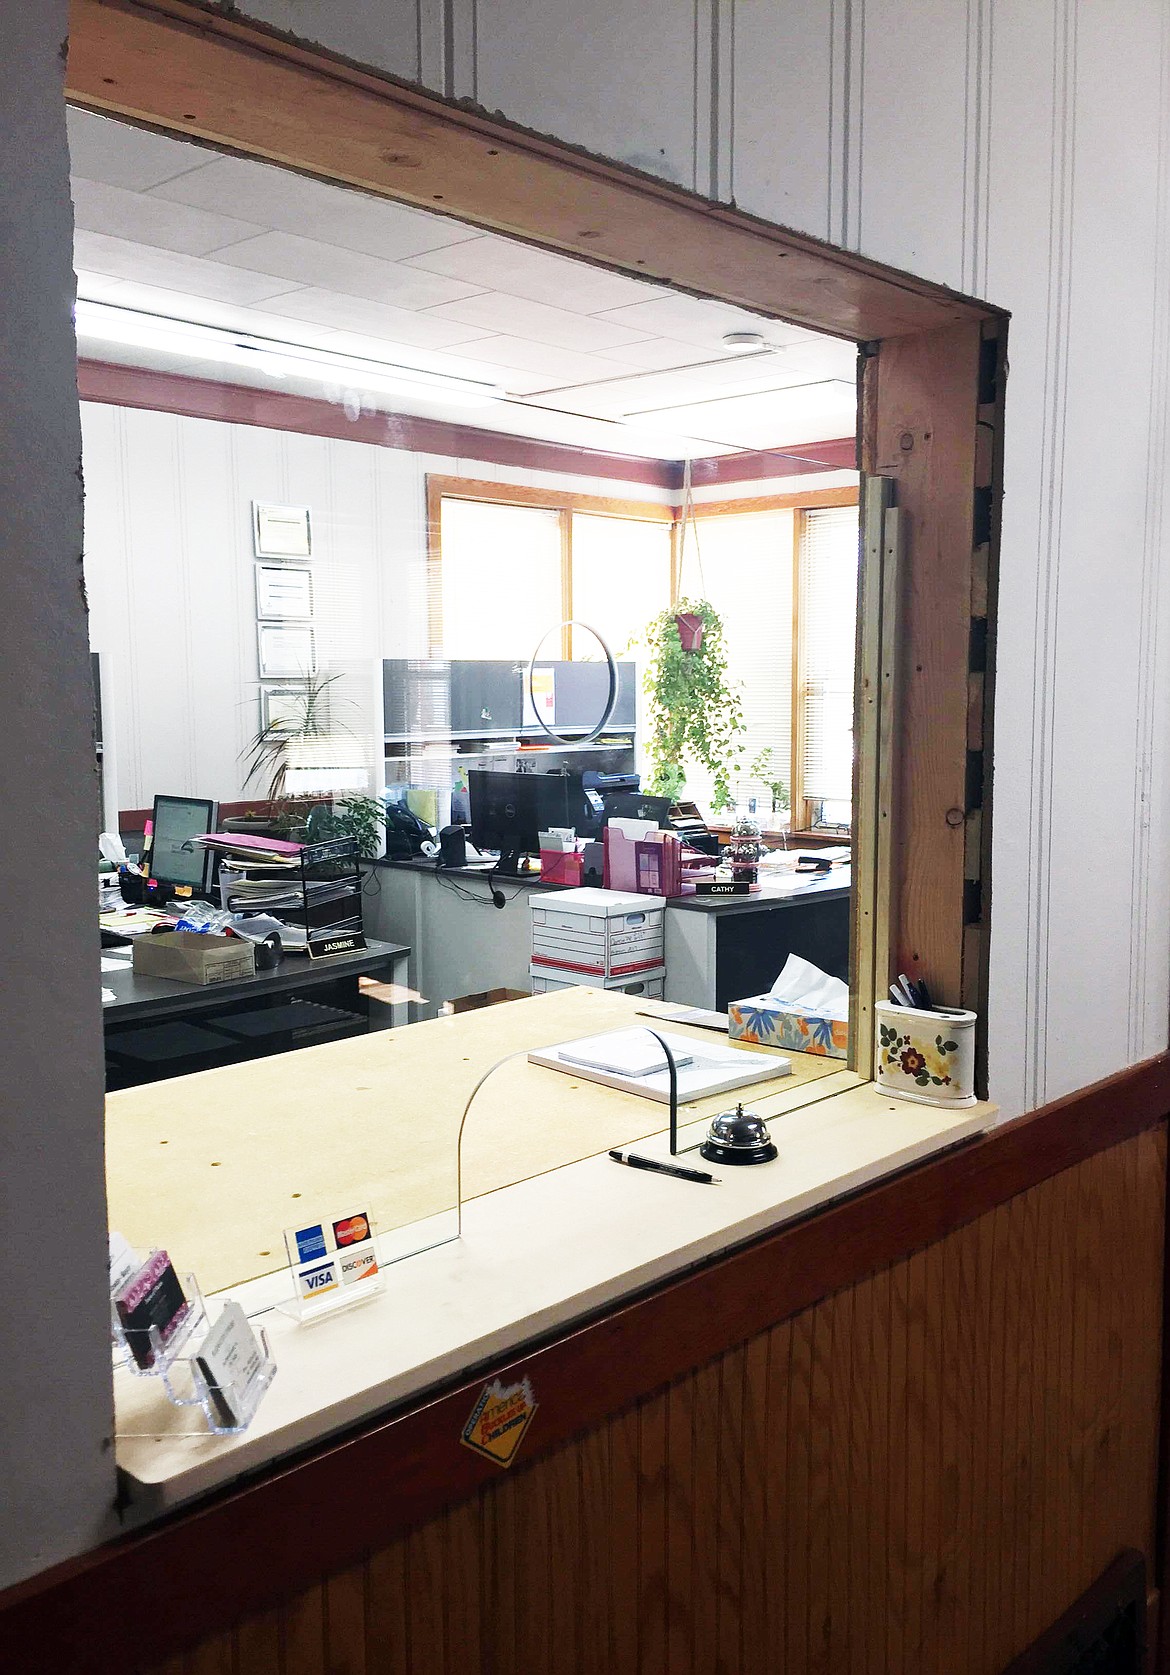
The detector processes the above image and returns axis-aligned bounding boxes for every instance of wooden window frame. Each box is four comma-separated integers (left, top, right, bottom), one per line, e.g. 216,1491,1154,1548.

65,0,1006,1078
789,495,863,833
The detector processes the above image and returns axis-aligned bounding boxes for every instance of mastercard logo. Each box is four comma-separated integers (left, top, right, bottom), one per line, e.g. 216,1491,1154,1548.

333,1213,370,1247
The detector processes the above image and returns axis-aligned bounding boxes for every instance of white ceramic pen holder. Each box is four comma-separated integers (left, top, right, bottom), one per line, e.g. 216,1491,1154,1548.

874,1002,977,1107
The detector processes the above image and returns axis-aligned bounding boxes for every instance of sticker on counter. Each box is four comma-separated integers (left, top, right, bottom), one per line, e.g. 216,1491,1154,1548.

460,1377,537,1467
333,1211,372,1248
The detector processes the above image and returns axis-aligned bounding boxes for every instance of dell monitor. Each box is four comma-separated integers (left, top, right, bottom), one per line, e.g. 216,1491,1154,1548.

468,769,574,875
149,794,217,895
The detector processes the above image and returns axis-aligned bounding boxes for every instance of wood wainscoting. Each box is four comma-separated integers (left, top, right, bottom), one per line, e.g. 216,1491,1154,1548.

113,1123,1160,1674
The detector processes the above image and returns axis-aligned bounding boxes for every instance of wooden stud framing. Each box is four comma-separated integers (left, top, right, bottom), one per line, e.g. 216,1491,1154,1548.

850,476,893,1075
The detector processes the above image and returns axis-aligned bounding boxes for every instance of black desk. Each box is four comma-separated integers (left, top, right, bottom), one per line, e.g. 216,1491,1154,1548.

102,937,410,1088
664,875,850,1010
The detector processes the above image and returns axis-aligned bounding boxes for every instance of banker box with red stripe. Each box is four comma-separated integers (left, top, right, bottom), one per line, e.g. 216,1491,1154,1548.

529,887,665,989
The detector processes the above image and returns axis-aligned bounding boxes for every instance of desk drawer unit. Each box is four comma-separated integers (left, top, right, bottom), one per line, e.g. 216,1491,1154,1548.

530,888,665,981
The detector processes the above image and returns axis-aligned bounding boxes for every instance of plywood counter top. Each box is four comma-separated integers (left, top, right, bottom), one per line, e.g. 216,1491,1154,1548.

108,990,993,1515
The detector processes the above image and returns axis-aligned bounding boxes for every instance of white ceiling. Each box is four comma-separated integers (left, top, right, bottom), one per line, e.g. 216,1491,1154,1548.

67,109,858,461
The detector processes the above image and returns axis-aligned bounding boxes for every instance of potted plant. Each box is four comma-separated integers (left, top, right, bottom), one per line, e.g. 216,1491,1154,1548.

231,672,351,842
305,792,388,859
749,747,790,827
639,597,744,813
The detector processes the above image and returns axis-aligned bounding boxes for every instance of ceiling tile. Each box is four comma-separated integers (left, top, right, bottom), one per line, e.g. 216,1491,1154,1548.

73,232,303,306
206,231,482,309
593,294,813,352
259,288,496,350
66,108,209,191
630,380,858,450
438,335,640,387
423,292,653,353
72,178,264,257
402,234,670,312
149,154,482,259
613,337,728,371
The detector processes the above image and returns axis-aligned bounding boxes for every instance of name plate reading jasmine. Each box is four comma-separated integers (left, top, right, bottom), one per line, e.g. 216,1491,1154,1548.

307,932,366,960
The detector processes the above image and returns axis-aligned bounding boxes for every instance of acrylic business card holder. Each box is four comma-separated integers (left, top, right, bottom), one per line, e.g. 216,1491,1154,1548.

111,1267,207,1402
188,1325,277,1435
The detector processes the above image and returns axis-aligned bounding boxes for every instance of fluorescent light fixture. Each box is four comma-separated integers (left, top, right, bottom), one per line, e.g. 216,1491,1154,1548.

73,299,504,408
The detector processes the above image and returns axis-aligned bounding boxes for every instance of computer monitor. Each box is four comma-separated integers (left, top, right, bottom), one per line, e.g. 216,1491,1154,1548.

600,791,673,827
468,769,574,875
149,794,217,894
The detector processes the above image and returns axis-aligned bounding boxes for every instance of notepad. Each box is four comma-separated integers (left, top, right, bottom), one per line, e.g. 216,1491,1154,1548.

556,1029,695,1079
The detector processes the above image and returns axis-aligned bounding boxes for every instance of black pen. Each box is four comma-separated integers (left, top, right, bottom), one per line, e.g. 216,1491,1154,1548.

609,1148,718,1184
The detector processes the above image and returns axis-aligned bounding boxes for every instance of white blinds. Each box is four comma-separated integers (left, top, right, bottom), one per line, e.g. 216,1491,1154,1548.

438,497,562,657
569,512,672,657
675,509,794,818
798,504,860,808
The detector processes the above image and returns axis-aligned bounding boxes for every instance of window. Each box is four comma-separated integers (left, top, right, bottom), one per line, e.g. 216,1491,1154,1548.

437,497,563,658
672,509,794,821
430,476,860,828
793,503,860,831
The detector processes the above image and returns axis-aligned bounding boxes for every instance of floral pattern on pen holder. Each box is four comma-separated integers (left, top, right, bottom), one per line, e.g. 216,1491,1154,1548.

873,1001,977,1107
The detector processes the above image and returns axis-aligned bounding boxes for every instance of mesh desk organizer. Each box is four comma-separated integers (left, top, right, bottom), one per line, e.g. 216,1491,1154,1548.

219,835,366,957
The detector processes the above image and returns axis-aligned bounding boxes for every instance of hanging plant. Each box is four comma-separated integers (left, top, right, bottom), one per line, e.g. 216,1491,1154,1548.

639,596,744,813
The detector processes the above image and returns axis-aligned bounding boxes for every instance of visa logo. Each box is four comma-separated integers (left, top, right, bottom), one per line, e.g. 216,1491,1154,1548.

297,1260,338,1299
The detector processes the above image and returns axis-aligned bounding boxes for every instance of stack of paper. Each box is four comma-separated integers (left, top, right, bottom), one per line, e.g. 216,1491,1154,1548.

556,1029,694,1078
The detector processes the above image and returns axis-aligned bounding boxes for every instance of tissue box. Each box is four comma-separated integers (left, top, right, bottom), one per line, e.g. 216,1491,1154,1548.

728,994,849,1058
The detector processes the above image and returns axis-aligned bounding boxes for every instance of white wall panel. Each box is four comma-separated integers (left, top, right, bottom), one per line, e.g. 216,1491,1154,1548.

730,3,836,244
243,0,420,81
475,0,701,188
853,0,973,286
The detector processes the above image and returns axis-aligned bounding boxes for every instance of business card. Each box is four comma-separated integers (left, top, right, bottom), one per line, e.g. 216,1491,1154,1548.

114,1250,190,1369
108,1231,140,1296
195,1301,270,1428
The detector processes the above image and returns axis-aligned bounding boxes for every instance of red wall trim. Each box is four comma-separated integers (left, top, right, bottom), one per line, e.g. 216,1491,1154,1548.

688,435,857,484
77,359,854,490
2,1050,1168,1672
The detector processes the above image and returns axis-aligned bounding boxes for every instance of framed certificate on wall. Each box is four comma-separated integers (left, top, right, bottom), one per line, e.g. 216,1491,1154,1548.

253,502,312,559
257,623,316,678
255,563,313,621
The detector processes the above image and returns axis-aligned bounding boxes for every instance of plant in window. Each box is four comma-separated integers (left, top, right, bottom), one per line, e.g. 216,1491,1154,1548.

749,747,790,819
638,597,744,813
